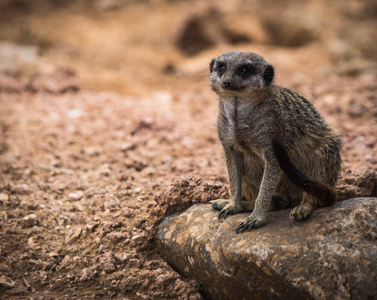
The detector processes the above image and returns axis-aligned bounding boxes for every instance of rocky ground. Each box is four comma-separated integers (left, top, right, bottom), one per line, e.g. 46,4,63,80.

0,0,377,299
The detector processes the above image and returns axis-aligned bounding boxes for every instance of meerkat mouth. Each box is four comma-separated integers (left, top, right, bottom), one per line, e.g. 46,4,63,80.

222,86,246,91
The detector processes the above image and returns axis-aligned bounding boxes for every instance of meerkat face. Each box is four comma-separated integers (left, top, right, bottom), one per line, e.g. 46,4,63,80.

210,51,274,98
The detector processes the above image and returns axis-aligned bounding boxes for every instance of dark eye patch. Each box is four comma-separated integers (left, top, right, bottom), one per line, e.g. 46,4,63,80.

210,59,215,73
237,64,256,78
217,62,227,75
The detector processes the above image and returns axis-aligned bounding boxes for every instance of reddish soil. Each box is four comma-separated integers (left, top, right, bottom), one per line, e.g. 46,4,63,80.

0,1,376,299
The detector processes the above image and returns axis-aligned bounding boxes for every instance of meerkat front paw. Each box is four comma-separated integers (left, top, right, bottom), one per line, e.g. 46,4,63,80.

209,199,243,220
290,203,313,221
235,214,267,233
209,199,229,211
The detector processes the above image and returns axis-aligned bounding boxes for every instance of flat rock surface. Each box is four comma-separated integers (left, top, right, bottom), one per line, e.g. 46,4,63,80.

157,198,377,300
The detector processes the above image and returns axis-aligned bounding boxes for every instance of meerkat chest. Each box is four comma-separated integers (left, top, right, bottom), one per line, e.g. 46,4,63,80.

220,97,254,145
222,97,249,127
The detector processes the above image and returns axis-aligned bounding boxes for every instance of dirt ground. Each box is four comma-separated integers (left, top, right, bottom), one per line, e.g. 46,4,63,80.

0,0,377,299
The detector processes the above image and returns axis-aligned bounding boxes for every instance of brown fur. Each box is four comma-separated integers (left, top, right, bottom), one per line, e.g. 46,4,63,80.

208,51,342,233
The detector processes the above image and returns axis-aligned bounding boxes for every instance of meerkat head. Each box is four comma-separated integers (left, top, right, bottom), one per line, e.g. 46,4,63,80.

209,51,274,97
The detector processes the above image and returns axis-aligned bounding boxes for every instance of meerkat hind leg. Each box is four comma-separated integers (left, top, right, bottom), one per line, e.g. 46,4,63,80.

290,193,315,221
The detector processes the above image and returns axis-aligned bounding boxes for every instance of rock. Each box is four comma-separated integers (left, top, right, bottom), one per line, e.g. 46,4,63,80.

261,7,317,47
28,236,40,249
0,42,38,75
107,231,127,243
0,263,10,272
337,171,377,201
66,227,82,244
103,195,120,212
122,207,135,218
0,193,9,202
175,9,218,56
157,198,377,300
0,73,25,93
25,68,80,94
102,221,122,232
22,214,39,228
86,222,99,232
175,8,251,56
119,142,136,152
152,177,229,223
68,192,83,201
0,275,15,289
80,267,97,281
98,163,112,176
130,234,145,246
59,255,73,270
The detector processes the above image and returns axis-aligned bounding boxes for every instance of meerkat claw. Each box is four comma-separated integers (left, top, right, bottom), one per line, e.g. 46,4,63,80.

235,215,266,233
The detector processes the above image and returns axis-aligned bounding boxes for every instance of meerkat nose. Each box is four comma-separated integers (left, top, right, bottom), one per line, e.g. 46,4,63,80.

222,79,232,89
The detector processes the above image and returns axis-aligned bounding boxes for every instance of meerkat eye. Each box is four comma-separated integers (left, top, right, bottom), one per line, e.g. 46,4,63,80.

238,64,255,77
217,63,226,74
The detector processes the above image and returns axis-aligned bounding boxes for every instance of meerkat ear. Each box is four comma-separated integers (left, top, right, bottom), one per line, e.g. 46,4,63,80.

263,65,274,86
210,59,215,73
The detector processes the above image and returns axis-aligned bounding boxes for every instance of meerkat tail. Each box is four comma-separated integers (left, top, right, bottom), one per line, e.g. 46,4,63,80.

272,139,336,205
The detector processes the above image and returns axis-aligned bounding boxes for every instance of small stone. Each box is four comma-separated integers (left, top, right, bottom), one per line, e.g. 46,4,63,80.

13,184,30,194
84,146,101,156
0,263,10,272
115,253,130,263
122,207,135,218
99,164,111,176
131,234,145,246
104,195,120,212
103,221,122,232
68,192,83,201
86,222,99,232
0,193,9,202
22,214,39,228
147,201,156,209
0,275,15,289
155,274,175,286
119,142,136,152
80,267,96,281
66,227,82,244
59,255,72,269
107,231,127,243
28,237,40,249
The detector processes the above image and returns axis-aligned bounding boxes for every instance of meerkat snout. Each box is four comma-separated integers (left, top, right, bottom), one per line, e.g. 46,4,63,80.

221,78,234,90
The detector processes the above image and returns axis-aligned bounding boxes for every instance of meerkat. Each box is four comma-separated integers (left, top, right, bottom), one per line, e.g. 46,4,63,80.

208,51,341,233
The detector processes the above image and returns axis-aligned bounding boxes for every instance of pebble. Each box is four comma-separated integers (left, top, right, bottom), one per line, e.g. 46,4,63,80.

0,275,15,289
22,214,39,228
28,237,40,249
59,255,72,269
0,263,10,272
66,227,82,244
131,234,145,246
86,222,99,232
68,192,83,201
104,196,120,212
0,193,9,202
119,142,136,152
122,207,135,218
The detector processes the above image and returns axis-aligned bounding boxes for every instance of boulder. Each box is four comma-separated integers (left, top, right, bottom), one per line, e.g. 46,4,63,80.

156,198,377,300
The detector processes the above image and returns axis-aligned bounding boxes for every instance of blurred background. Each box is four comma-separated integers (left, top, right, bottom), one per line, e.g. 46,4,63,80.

0,0,376,95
